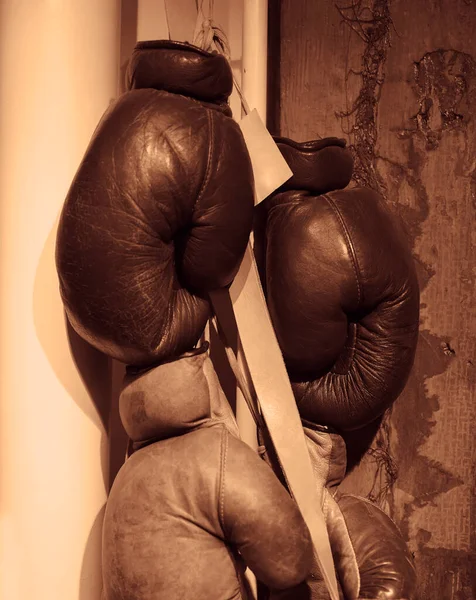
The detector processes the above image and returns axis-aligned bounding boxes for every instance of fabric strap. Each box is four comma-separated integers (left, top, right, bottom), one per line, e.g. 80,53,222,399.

210,245,340,600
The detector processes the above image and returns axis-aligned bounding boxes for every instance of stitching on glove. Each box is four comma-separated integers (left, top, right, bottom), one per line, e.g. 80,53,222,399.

342,493,405,532
194,107,215,211
218,425,229,535
322,194,362,309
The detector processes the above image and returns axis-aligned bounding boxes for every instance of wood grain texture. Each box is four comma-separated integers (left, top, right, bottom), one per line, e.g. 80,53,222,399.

276,1,476,598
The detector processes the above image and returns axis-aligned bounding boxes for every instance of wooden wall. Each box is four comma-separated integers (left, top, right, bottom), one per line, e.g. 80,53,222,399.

270,1,476,598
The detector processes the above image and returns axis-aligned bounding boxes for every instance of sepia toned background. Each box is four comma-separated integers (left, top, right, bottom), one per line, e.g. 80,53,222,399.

267,1,475,598
1,1,473,598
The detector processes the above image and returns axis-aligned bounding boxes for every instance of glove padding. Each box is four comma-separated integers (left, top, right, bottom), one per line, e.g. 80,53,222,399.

274,136,354,195
103,350,313,600
56,41,254,366
255,137,419,430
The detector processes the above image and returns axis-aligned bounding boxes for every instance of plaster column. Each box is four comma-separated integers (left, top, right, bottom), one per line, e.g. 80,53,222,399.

0,2,120,599
242,0,268,119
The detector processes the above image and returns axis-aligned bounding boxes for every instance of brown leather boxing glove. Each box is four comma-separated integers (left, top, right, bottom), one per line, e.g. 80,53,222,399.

56,40,254,367
254,137,419,431
104,349,313,599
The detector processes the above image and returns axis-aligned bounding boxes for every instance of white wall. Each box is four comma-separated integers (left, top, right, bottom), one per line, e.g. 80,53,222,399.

0,2,120,599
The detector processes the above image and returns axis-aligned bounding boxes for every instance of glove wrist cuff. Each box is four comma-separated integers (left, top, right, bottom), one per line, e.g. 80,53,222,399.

120,351,239,448
273,136,354,194
127,39,233,106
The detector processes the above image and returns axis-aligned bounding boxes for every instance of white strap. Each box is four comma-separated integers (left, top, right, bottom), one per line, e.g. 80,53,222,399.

211,245,339,600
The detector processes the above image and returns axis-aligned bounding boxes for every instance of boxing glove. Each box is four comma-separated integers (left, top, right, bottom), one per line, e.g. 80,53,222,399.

103,347,313,600
254,137,420,431
56,40,254,367
260,426,417,599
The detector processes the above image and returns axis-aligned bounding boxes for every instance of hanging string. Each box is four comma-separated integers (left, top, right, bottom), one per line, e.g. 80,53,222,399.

193,0,219,52
191,0,250,116
232,76,251,116
163,0,172,40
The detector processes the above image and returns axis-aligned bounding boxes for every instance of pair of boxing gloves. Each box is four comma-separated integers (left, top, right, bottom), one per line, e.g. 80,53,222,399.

56,40,420,599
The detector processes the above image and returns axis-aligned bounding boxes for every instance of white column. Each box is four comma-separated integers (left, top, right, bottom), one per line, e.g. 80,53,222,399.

242,0,268,119
137,0,170,41
0,2,120,600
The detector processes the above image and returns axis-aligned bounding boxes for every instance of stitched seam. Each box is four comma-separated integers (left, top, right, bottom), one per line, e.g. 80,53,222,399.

324,436,332,487
218,425,228,534
322,194,362,308
322,194,362,380
194,108,214,213
183,93,231,115
322,486,329,515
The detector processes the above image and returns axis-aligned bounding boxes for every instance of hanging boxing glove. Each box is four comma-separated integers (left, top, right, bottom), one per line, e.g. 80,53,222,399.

103,347,313,600
259,425,417,600
56,40,255,367
254,137,420,431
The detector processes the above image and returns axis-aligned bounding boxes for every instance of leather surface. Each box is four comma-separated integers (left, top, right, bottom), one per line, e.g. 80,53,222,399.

302,423,347,491
120,347,240,446
255,184,420,430
259,424,347,493
56,41,254,366
335,495,417,599
103,354,314,600
274,137,354,194
128,40,233,108
268,494,417,600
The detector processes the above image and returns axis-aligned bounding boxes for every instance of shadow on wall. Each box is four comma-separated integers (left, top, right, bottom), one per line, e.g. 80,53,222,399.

33,219,112,484
79,505,107,600
29,5,139,598
32,217,128,600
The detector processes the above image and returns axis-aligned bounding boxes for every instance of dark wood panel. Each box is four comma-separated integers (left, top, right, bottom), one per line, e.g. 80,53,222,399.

276,1,476,598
